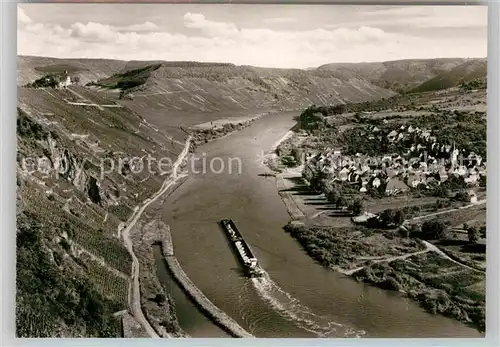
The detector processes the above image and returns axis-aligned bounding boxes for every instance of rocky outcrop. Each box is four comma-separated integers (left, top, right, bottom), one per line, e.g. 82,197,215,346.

17,109,117,209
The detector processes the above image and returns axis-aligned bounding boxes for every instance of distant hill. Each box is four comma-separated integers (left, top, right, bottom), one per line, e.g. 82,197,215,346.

18,56,396,111
316,58,483,92
18,56,129,86
409,59,487,93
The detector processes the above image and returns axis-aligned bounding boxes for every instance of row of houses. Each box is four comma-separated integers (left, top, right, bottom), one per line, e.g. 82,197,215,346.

304,125,486,196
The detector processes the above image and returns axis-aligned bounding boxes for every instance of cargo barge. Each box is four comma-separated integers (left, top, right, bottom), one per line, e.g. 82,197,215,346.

220,219,264,278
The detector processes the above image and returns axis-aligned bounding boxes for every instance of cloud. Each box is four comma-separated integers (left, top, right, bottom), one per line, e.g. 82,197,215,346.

18,8,32,25
116,21,160,32
361,6,487,29
17,10,487,69
70,22,117,42
263,17,297,24
183,12,238,37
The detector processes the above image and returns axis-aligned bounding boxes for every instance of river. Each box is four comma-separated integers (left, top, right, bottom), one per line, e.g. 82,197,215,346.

155,111,481,338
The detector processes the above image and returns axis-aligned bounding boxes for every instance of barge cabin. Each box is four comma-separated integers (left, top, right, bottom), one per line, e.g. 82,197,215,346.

220,219,264,277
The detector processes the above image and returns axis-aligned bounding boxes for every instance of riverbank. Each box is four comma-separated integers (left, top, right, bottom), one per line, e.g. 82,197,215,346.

129,217,187,338
155,110,482,338
190,113,268,147
266,131,485,334
120,136,191,338
158,228,254,338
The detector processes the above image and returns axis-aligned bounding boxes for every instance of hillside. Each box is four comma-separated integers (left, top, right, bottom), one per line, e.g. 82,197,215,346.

16,86,185,337
409,59,487,93
18,56,129,86
93,62,395,116
317,58,481,92
15,55,401,337
19,56,397,108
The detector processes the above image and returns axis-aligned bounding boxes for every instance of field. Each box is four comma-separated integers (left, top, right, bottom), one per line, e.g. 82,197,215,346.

353,251,485,332
284,223,426,272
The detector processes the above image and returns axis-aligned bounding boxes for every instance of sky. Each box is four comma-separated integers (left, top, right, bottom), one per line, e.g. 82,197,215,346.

17,4,488,68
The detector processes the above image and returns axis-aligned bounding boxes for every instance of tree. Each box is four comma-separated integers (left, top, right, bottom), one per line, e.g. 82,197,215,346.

379,209,396,227
302,166,314,182
331,104,345,115
322,180,334,195
421,219,447,240
393,210,406,226
309,170,328,193
325,189,339,205
433,184,450,198
30,74,59,88
454,190,470,202
467,226,480,244
408,223,420,238
336,195,348,208
480,226,486,239
299,108,327,131
479,175,486,188
350,198,364,216
398,226,409,238
444,175,467,190
291,147,303,164
152,293,166,304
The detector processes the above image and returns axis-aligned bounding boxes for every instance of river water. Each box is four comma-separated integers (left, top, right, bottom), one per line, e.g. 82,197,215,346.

156,112,481,338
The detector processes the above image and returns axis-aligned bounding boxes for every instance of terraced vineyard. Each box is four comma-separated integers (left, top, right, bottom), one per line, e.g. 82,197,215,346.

20,186,132,274
85,259,129,308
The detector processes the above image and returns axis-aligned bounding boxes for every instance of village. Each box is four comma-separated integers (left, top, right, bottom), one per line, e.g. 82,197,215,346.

269,88,487,333
302,123,486,201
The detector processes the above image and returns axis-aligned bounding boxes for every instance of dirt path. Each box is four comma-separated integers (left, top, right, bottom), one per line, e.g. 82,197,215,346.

339,248,431,276
403,200,487,274
338,235,486,276
421,240,485,274
120,135,191,338
66,101,122,108
409,199,486,222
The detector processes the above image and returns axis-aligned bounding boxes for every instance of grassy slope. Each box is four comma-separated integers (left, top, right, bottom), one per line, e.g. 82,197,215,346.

409,60,487,93
317,58,470,92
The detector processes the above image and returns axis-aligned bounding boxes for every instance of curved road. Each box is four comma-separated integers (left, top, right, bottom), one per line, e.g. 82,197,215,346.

121,136,191,338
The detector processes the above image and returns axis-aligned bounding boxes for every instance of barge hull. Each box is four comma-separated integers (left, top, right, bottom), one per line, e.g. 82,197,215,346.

220,219,263,277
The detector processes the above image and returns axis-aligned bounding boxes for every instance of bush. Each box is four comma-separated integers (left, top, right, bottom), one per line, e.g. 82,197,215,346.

479,175,486,188
16,211,120,337
467,226,480,244
421,219,447,240
454,190,470,202
350,198,364,216
479,226,486,239
432,185,450,198
393,210,406,226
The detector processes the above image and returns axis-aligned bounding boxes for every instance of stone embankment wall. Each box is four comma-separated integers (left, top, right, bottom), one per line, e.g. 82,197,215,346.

160,228,254,338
